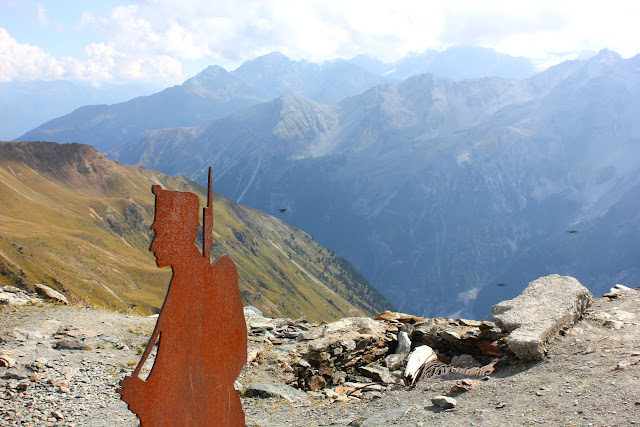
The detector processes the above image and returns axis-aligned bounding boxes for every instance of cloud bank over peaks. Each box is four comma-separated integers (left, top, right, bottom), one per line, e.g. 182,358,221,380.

2,0,640,86
0,27,183,85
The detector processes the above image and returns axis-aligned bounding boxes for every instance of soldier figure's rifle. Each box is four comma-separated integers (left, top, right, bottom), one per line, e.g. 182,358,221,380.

203,167,214,260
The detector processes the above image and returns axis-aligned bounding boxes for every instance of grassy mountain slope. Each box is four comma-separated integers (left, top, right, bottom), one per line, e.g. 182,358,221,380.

0,141,392,321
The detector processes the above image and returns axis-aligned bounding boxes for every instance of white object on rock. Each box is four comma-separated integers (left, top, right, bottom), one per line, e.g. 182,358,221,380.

244,306,263,318
611,284,634,293
403,345,437,385
0,293,28,306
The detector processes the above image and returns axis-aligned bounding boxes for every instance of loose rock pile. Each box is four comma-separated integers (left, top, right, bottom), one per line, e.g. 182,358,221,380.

0,285,44,306
242,306,509,401
241,274,599,402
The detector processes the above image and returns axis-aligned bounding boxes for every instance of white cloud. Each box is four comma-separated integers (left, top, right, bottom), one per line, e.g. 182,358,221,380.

0,27,183,85
85,1,444,65
91,0,639,69
97,5,212,60
457,286,480,304
0,28,59,81
76,11,97,30
118,55,183,82
36,4,48,26
2,1,640,84
34,2,64,31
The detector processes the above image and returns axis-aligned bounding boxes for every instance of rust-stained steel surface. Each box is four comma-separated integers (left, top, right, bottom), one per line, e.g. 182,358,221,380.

117,168,247,426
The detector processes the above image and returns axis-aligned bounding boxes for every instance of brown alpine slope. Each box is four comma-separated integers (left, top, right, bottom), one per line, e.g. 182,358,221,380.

0,140,392,321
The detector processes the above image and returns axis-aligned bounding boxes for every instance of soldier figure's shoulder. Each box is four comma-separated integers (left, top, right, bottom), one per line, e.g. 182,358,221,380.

211,254,238,273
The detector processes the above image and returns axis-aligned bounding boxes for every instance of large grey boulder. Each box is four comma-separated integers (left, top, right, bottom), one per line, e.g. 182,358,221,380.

34,284,68,305
491,274,591,361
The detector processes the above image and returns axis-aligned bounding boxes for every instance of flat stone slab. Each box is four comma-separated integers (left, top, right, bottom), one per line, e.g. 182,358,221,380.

491,274,592,361
244,382,308,402
359,364,395,384
359,405,413,426
34,284,68,304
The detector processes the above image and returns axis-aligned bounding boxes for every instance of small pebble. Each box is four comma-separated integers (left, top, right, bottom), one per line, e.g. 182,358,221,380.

431,395,457,409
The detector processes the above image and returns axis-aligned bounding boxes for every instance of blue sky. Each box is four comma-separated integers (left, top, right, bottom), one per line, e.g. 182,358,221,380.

1,0,638,86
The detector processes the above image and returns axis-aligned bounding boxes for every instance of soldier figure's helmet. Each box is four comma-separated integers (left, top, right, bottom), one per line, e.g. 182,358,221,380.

151,185,200,243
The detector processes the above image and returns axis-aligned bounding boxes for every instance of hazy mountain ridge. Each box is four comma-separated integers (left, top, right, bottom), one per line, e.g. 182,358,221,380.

16,53,389,153
345,45,537,81
111,72,540,193
15,46,537,152
0,80,161,141
108,49,640,318
0,141,392,321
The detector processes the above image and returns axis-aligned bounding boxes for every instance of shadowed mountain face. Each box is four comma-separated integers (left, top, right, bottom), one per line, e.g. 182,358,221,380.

108,50,640,318
0,141,392,321
472,182,640,316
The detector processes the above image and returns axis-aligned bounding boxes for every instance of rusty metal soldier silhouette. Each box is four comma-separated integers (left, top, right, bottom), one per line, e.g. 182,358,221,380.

117,168,247,426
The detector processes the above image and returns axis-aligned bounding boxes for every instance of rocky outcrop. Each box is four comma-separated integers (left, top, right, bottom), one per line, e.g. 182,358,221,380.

34,284,68,305
247,275,598,398
0,286,41,306
242,307,509,399
491,274,592,360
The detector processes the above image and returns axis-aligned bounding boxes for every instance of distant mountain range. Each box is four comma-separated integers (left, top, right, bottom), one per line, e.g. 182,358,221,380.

12,46,637,319
344,44,537,80
0,141,392,321
0,80,161,141
105,49,640,318
16,45,537,152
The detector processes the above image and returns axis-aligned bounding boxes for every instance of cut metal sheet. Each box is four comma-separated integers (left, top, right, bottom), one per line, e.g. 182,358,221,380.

117,168,247,426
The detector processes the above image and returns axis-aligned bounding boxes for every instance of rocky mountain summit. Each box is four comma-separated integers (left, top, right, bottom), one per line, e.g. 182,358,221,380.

1,275,638,426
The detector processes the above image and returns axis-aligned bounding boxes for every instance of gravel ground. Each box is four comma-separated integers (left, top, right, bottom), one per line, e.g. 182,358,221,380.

1,290,639,426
